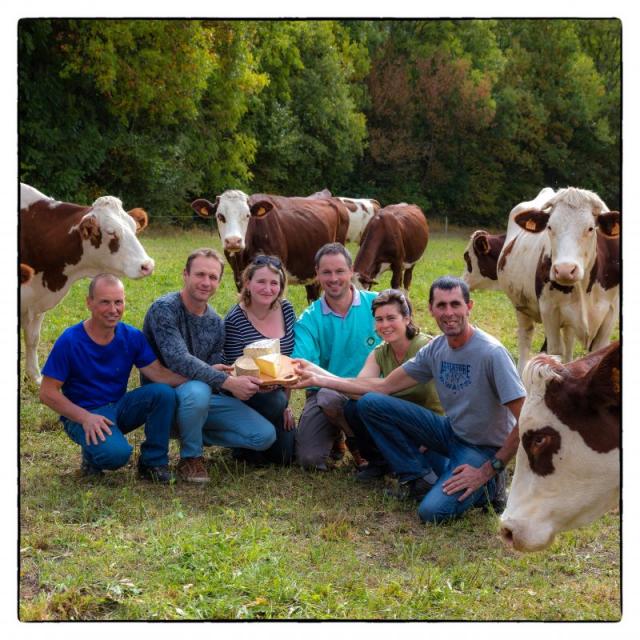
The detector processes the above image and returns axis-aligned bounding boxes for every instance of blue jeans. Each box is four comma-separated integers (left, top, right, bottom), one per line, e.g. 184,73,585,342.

62,383,176,470
357,392,500,523
239,389,295,465
175,381,276,459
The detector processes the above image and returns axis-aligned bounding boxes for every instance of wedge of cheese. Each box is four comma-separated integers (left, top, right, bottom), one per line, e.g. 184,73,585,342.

234,356,260,377
255,353,282,378
243,338,280,359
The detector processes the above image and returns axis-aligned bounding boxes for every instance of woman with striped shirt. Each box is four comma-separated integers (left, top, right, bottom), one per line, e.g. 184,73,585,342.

223,255,297,465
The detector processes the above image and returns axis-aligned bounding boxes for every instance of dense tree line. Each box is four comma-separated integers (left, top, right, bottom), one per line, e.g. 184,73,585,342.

18,18,621,227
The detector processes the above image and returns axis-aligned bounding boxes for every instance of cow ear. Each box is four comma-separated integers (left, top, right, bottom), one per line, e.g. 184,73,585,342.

20,263,34,285
191,198,218,218
79,214,101,244
128,208,149,233
586,342,621,411
250,201,273,218
597,211,620,238
371,200,382,211
514,209,549,233
473,232,490,255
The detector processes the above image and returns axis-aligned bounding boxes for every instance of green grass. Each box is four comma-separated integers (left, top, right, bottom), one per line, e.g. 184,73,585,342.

18,227,620,621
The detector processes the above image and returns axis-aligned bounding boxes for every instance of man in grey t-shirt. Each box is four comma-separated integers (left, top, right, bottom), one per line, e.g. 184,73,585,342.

142,248,276,484
294,276,525,523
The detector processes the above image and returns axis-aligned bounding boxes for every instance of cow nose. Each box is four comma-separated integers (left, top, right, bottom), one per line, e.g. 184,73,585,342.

140,259,155,276
552,262,578,283
224,236,243,252
500,526,515,547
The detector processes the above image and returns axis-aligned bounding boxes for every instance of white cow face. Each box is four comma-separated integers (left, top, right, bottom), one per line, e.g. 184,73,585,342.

514,188,618,286
500,346,620,552
76,196,154,279
192,190,252,254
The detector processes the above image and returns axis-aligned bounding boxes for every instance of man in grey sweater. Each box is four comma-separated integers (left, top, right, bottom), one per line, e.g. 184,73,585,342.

142,248,276,483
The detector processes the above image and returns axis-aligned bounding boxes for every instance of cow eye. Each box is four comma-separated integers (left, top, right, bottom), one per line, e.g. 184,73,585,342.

217,214,226,224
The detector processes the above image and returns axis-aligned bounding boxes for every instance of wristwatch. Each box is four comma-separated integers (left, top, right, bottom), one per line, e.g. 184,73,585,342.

489,457,505,473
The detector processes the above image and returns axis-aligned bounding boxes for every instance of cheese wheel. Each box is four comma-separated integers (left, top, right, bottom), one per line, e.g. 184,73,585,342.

255,353,282,378
243,338,280,359
234,356,260,377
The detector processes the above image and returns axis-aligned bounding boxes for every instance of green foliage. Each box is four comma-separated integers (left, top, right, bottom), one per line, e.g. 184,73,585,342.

19,18,621,225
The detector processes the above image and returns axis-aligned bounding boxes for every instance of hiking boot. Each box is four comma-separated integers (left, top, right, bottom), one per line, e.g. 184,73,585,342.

330,438,347,461
137,461,174,484
80,456,103,478
177,456,210,484
356,463,387,482
385,476,434,502
486,470,507,514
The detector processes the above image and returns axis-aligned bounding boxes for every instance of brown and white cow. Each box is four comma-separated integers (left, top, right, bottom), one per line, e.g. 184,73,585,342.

497,187,620,373
338,197,382,243
500,342,620,552
353,203,429,291
20,183,155,383
461,230,506,291
306,190,381,244
191,189,349,302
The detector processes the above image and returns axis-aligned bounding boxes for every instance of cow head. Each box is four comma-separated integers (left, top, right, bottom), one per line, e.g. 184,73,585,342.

191,189,253,254
461,230,504,291
513,188,619,286
500,342,621,552
75,196,154,279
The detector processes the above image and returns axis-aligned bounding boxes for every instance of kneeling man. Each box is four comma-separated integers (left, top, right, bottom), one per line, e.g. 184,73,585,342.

142,248,276,483
40,274,186,483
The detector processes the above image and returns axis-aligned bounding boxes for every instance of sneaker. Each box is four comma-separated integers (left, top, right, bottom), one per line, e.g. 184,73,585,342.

355,463,387,482
138,461,175,484
385,476,434,502
177,456,210,484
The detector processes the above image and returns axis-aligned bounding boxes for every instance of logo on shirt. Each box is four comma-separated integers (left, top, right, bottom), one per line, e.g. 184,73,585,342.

366,336,376,346
439,361,471,392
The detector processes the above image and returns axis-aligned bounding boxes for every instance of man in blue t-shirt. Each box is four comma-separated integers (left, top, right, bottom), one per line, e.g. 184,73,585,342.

294,276,526,523
40,274,187,483
292,243,380,470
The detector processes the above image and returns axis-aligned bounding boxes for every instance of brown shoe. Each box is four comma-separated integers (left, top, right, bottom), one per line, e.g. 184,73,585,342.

177,456,210,484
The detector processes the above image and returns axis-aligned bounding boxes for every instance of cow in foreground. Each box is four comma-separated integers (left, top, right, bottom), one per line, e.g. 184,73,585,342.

462,230,506,291
191,189,349,302
497,187,620,373
20,183,155,383
353,203,429,290
500,342,620,552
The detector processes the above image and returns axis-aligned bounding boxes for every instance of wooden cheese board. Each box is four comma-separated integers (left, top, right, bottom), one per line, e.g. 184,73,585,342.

234,354,299,387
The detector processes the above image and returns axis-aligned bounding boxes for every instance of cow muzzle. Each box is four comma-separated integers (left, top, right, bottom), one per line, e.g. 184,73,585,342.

140,259,155,277
499,516,555,552
551,262,581,285
224,237,244,253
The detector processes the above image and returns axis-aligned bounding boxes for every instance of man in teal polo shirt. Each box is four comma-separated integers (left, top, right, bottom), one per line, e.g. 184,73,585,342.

292,243,380,470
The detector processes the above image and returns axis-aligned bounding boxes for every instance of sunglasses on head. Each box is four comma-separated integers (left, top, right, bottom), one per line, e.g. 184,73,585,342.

253,255,283,270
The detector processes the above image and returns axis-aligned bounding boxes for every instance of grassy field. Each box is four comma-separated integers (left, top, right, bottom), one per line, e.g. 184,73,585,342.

18,226,621,621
